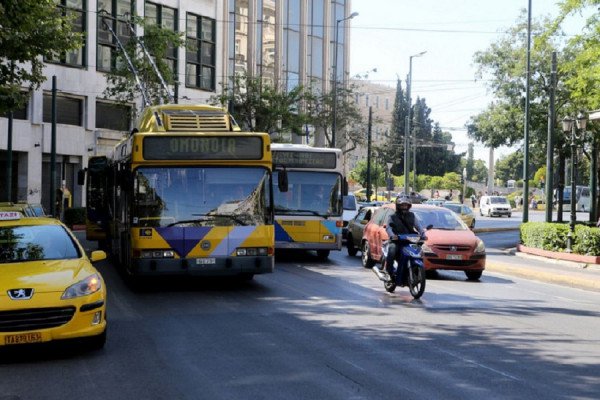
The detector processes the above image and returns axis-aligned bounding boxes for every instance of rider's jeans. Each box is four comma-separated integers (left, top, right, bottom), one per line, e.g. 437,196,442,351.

386,242,399,275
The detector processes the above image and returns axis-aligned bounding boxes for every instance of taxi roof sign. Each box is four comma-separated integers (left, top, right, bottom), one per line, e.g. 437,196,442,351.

0,211,22,220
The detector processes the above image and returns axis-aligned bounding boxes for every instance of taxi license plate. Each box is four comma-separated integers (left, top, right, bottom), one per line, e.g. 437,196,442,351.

446,254,463,260
196,258,216,265
5,332,42,345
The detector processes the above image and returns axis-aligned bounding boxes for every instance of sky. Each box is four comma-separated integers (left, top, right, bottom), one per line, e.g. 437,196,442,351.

349,0,590,166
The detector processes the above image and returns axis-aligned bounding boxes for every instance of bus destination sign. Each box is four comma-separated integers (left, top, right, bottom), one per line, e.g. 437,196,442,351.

273,151,337,169
143,136,263,160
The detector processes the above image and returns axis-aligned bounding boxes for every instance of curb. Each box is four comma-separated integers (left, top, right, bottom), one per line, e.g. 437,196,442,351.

473,227,519,234
485,259,600,292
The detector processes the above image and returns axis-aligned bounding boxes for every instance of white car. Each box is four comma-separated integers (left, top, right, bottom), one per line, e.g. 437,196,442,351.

342,194,360,243
479,195,512,217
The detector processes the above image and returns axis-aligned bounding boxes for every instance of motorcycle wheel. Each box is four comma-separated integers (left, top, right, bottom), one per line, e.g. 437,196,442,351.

407,261,426,299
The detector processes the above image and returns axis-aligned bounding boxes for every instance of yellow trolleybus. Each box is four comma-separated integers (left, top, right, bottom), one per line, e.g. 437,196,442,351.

271,144,345,260
81,104,277,280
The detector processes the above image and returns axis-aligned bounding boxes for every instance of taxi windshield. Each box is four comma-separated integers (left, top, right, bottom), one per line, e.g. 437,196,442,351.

0,225,81,263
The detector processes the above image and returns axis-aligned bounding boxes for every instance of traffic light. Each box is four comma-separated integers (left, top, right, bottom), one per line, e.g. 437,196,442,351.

460,176,464,184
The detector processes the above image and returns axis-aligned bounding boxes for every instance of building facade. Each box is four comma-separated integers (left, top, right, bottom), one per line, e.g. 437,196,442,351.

0,0,353,212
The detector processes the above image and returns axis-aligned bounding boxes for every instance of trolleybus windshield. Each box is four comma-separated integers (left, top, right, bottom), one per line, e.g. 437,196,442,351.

134,167,271,227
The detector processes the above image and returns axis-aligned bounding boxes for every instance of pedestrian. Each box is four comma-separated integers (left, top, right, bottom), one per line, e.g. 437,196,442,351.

470,194,476,208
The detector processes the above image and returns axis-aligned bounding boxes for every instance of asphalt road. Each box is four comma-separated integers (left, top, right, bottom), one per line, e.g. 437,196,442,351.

2,239,600,400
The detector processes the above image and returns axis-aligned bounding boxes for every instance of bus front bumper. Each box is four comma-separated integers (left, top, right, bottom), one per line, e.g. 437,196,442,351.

132,256,274,276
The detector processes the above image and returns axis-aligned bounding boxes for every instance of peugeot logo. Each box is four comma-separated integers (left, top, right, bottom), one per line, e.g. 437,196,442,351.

200,240,211,251
450,246,457,252
8,288,34,300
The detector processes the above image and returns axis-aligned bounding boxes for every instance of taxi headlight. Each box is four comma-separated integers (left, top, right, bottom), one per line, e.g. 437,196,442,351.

62,274,102,299
475,239,486,253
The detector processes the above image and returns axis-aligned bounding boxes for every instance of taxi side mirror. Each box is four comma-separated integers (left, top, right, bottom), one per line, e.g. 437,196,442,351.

90,250,107,262
360,219,369,225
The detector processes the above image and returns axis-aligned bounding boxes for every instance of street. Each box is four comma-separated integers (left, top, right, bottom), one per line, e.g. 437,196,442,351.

1,225,599,400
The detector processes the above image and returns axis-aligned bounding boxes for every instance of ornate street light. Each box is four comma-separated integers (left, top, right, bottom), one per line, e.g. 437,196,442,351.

562,112,587,252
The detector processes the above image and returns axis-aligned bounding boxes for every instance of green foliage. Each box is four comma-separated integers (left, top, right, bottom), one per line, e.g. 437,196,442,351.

573,225,600,255
64,207,86,227
521,222,600,255
0,0,83,114
495,151,524,183
349,160,386,189
103,17,184,108
520,222,570,252
212,73,308,136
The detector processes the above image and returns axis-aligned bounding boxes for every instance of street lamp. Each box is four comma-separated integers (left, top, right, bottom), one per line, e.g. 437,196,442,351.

332,11,358,148
403,51,426,194
561,112,587,252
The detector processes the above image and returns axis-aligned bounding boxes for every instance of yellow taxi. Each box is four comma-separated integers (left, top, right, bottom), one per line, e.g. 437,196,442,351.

442,202,476,229
0,211,107,349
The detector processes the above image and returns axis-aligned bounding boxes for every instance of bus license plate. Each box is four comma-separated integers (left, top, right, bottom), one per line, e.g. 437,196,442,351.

196,258,216,265
446,254,463,260
5,332,42,345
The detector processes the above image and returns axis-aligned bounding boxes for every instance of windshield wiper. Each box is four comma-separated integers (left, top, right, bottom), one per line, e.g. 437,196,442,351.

165,218,212,227
205,213,250,226
275,207,330,217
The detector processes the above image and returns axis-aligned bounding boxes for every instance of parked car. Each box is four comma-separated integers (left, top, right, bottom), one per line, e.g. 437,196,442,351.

342,194,360,244
346,206,379,256
479,195,512,217
443,202,476,229
0,211,108,349
360,204,486,280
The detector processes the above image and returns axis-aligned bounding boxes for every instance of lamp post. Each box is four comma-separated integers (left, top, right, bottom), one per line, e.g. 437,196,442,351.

562,113,587,252
403,51,426,194
332,11,358,148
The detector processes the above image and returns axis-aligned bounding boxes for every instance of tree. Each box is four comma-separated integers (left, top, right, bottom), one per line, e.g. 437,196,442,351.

495,151,524,184
386,79,408,176
349,160,385,190
466,143,475,180
103,17,184,109
212,73,308,136
471,160,489,183
0,0,82,114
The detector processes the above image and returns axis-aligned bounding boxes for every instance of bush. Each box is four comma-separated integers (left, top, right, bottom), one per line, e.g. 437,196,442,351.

520,222,600,255
573,225,600,256
63,207,86,227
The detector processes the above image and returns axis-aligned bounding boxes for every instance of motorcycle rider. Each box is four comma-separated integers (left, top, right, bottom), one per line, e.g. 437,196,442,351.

377,194,420,280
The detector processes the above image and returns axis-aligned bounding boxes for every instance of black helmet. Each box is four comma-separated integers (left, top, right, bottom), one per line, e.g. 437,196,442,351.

396,195,412,210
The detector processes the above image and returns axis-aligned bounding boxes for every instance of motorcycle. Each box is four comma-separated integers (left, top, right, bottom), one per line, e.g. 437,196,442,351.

372,233,426,299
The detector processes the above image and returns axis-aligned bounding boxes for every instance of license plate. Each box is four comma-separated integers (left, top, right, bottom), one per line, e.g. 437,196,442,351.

196,258,216,265
446,254,463,260
4,332,42,345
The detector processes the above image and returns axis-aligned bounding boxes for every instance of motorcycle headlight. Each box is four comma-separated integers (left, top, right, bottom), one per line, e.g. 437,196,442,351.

474,239,486,253
62,274,102,299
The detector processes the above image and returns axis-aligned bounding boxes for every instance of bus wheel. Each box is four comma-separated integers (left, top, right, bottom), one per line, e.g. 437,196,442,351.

316,250,330,260
237,273,254,282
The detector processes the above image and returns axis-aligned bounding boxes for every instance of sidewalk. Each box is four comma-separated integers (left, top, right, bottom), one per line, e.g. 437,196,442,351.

486,251,600,292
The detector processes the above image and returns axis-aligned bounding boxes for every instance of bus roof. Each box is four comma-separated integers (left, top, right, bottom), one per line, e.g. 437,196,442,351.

136,104,241,133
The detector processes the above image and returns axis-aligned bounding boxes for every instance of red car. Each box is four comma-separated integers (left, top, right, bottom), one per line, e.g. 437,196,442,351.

361,204,486,280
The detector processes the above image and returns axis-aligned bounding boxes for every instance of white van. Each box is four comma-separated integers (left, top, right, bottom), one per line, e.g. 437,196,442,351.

479,195,512,217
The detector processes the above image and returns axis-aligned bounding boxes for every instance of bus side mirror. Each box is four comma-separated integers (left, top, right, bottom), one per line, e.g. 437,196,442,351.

278,169,288,193
77,169,86,186
343,178,349,196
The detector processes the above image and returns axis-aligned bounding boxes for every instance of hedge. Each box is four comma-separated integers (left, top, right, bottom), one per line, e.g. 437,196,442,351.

63,207,86,227
520,222,600,256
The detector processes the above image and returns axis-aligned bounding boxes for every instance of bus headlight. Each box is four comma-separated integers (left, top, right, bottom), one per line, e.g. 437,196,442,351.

140,250,175,258
236,247,268,256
